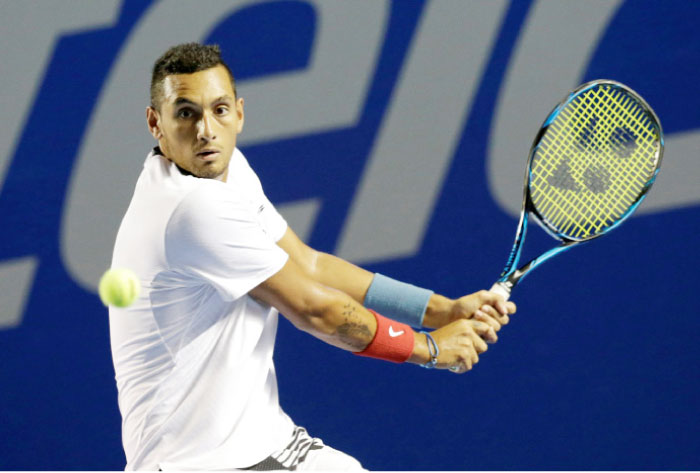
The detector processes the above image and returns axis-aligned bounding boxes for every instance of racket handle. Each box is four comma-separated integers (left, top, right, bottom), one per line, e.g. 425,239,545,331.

489,282,511,301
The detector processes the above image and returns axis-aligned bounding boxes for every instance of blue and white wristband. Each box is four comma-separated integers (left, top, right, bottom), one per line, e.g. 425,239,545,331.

363,273,434,328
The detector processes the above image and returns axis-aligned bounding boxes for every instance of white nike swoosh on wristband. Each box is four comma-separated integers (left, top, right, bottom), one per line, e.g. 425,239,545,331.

388,326,404,337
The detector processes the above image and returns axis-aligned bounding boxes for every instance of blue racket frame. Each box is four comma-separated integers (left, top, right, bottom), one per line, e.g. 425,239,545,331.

492,80,664,297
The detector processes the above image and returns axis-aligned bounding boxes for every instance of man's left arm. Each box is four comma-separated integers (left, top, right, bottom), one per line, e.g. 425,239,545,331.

276,227,374,304
276,227,515,331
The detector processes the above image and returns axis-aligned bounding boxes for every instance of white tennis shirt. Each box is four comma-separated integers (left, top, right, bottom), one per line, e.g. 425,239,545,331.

109,148,294,470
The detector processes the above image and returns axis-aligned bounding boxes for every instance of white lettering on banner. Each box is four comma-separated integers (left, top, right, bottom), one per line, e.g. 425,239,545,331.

654,131,700,212
0,0,120,195
0,0,120,331
61,0,390,291
336,0,508,263
489,0,622,217
0,257,39,329
277,199,322,243
489,0,700,216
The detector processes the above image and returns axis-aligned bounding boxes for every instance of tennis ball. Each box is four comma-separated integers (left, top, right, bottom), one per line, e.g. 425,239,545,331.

98,268,140,308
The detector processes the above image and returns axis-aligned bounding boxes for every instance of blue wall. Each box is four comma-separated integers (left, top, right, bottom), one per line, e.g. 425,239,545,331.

0,1,698,470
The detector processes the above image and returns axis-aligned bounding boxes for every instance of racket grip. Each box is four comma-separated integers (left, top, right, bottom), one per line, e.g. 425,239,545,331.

489,282,511,301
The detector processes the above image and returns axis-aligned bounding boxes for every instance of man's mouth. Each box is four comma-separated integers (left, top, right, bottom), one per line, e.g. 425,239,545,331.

196,149,220,161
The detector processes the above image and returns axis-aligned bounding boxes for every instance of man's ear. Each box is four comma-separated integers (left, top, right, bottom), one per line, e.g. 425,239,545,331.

236,97,245,133
146,106,162,140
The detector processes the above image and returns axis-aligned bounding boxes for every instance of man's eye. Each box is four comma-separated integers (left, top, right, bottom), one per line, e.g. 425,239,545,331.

177,109,193,118
215,106,228,115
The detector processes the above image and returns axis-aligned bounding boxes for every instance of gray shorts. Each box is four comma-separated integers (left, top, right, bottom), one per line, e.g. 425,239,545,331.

242,426,365,471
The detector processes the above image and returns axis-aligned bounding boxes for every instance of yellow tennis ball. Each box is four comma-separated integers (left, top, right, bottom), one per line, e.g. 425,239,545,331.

98,268,140,308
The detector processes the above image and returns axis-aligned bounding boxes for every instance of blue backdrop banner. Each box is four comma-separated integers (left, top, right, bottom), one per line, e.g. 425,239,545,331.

0,1,698,470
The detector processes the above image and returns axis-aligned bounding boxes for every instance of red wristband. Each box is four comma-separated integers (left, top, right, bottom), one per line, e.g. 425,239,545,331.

355,309,414,363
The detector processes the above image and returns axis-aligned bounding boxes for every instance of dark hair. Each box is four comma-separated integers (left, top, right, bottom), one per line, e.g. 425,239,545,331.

150,43,236,109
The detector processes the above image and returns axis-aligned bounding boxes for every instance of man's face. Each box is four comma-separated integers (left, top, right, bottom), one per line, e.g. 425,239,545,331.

147,64,243,181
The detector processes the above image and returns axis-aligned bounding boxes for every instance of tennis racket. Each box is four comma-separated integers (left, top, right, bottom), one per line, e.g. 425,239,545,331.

490,79,664,301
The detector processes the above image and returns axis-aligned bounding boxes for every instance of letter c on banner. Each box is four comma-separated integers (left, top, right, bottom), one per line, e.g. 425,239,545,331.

61,0,389,291
0,0,120,330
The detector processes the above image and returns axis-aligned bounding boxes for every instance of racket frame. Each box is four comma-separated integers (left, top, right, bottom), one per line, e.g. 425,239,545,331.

492,80,664,298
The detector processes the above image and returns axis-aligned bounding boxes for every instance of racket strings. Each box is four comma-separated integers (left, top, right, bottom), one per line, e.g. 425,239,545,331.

550,95,648,229
529,85,660,239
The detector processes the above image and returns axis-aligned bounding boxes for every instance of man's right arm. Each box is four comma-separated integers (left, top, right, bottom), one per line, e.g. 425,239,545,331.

275,226,515,335
249,257,495,373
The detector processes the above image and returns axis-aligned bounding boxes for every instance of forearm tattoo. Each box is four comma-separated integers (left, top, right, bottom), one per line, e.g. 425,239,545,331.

336,302,373,350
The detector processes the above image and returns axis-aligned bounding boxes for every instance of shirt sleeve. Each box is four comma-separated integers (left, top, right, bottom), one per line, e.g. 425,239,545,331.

233,149,288,242
259,195,288,242
164,184,289,301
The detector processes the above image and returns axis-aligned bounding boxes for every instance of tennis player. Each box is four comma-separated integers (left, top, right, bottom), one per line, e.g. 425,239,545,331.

108,43,516,471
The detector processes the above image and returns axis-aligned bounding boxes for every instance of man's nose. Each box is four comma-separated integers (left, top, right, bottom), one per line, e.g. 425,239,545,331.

197,113,216,141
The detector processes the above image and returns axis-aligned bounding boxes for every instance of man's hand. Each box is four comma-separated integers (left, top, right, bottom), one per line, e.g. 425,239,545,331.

423,290,517,339
409,318,493,374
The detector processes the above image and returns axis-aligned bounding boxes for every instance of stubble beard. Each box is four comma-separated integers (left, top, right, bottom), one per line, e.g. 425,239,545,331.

192,160,227,180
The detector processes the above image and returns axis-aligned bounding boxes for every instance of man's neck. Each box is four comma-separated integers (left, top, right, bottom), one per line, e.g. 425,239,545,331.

154,146,228,182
